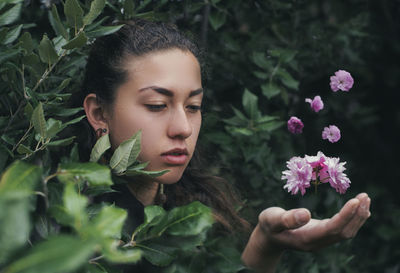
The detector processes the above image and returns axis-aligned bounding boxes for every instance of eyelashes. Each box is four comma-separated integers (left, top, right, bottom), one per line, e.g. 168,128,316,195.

145,104,202,113
145,104,166,111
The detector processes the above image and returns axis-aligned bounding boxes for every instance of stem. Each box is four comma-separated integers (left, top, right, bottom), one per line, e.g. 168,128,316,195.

2,102,25,135
43,171,61,184
32,50,67,93
12,123,33,152
89,255,104,264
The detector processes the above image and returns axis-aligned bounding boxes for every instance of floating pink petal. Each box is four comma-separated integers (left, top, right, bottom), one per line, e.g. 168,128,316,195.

330,70,354,92
287,116,304,134
322,125,341,143
305,95,324,112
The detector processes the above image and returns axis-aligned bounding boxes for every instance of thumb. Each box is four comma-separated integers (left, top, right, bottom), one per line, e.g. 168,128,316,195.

259,207,311,233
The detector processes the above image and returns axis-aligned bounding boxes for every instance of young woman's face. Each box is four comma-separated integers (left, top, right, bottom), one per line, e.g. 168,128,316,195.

105,49,203,184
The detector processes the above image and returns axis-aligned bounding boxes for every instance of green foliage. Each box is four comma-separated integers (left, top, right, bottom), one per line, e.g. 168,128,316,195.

0,0,398,272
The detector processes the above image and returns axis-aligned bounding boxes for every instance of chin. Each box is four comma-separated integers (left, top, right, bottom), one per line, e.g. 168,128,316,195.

153,168,185,184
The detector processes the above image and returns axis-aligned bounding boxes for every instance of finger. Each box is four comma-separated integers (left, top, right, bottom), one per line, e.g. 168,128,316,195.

341,196,371,238
259,207,311,233
355,192,368,201
324,198,360,235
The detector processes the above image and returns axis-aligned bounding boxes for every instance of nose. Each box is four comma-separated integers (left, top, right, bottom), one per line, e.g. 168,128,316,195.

167,107,192,139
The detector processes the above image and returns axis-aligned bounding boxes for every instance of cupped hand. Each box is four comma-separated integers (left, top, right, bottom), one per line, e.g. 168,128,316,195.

242,193,371,273
258,192,371,252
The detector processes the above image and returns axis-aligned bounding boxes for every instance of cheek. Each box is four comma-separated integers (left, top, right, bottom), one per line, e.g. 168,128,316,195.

190,116,202,144
108,108,143,149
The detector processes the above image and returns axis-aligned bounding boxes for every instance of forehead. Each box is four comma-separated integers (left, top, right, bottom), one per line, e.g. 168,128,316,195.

121,49,202,93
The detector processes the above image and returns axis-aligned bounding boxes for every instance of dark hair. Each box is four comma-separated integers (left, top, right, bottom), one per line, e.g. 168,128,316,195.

75,19,249,233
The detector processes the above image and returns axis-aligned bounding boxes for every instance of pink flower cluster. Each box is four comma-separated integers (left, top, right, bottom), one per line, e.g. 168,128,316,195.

282,151,351,195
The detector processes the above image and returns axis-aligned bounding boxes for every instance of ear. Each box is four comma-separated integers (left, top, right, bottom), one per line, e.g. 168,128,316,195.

83,93,109,132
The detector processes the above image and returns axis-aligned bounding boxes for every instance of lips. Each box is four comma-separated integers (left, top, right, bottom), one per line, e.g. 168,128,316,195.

161,148,189,165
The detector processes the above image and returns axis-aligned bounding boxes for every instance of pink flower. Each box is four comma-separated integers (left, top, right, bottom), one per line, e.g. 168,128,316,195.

305,151,329,181
322,125,341,143
282,151,351,195
282,157,312,195
323,157,351,194
287,116,304,134
305,95,324,112
330,70,354,92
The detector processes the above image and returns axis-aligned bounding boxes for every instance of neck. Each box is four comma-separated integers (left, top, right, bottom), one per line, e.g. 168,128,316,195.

126,178,159,206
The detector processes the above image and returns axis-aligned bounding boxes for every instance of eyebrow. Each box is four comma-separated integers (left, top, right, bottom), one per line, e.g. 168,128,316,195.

139,86,203,97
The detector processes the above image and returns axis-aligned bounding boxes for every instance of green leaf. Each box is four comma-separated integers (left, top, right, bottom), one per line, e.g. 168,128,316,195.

133,205,166,237
62,115,85,127
268,48,297,63
277,68,299,90
64,0,84,30
0,47,21,64
242,89,259,120
253,70,269,80
62,31,87,49
19,32,34,54
4,235,96,273
125,168,169,178
0,3,22,27
110,131,141,174
0,160,42,197
136,242,175,266
102,239,142,263
53,107,82,117
144,205,166,224
252,52,272,70
122,0,135,18
86,24,124,39
38,34,59,65
31,102,47,139
16,144,33,155
46,118,62,138
47,136,76,146
226,126,253,136
57,162,112,186
257,120,284,132
261,83,281,99
149,201,214,237
48,4,69,39
63,183,88,230
55,78,71,91
0,198,32,264
90,134,111,162
88,206,127,239
0,161,41,262
127,131,141,167
256,115,279,124
2,24,22,44
209,10,226,31
83,0,106,26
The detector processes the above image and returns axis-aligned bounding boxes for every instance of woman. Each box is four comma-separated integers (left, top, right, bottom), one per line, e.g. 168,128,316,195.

79,19,371,272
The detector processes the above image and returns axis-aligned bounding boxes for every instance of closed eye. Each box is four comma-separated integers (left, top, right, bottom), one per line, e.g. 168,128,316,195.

187,105,202,113
145,104,166,112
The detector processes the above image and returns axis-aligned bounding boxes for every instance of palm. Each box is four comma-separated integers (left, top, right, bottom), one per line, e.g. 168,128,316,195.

259,193,371,252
